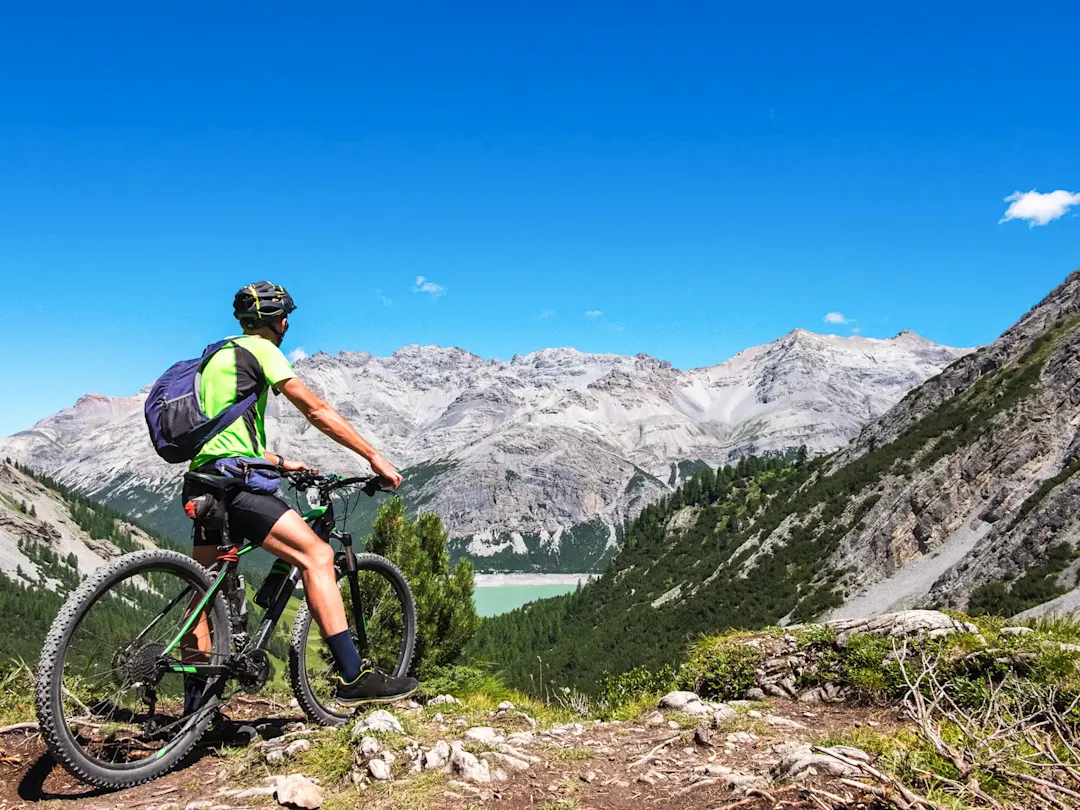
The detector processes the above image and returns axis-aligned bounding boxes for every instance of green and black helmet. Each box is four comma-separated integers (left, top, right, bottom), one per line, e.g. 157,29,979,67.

233,281,297,324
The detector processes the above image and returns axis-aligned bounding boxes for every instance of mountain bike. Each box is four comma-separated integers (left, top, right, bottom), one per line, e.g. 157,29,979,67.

35,469,416,789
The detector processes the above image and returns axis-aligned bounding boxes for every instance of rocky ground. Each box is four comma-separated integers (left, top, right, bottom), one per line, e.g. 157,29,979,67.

0,691,905,810
6,610,1075,810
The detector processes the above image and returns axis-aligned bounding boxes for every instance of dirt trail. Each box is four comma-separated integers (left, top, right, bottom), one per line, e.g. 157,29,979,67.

0,696,907,810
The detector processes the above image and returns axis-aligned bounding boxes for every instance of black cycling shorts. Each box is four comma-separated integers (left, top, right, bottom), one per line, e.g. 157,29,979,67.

181,482,292,547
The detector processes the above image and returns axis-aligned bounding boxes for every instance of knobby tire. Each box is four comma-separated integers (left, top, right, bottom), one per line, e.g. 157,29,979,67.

35,550,231,789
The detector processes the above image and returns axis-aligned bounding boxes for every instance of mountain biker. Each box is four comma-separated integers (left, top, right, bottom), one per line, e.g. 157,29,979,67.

182,281,418,710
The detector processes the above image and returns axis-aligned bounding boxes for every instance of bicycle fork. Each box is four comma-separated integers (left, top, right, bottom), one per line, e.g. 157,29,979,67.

334,531,371,658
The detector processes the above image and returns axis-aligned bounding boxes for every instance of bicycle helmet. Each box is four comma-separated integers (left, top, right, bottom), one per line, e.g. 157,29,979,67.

233,281,297,324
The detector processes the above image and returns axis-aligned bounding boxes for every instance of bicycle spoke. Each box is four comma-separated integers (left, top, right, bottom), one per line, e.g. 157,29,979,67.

56,562,224,767
297,560,410,720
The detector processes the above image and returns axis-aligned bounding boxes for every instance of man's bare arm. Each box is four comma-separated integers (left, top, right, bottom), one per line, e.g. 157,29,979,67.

277,377,402,486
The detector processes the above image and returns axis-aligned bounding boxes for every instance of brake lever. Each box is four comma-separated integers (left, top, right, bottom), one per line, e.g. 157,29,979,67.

362,477,391,497
287,471,319,490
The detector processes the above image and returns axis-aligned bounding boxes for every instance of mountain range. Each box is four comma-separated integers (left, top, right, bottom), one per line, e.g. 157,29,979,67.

1,330,967,571
470,269,1080,692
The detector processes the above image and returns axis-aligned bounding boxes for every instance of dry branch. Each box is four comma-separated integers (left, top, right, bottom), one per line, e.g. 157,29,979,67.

0,721,38,734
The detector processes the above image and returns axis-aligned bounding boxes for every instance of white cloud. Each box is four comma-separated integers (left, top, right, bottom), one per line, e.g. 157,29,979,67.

1000,189,1080,227
585,310,603,318
288,347,308,363
413,275,447,298
824,312,853,325
376,289,392,306
538,309,556,319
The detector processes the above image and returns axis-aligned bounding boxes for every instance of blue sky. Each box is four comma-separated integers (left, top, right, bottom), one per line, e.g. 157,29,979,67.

2,1,1078,437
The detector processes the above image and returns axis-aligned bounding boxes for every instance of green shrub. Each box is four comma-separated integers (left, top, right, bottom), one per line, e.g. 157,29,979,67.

0,659,34,725
792,624,837,648
416,663,509,701
968,543,1077,617
679,636,763,699
597,663,676,710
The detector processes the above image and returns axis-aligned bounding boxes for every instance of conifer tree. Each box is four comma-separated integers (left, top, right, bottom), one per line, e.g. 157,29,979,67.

368,499,479,676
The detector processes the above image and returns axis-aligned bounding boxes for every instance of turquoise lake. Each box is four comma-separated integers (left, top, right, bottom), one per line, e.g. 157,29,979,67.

472,576,585,617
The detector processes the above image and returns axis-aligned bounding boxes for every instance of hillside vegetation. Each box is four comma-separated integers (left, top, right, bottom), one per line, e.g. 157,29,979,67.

470,273,1080,696
0,459,188,661
469,452,830,692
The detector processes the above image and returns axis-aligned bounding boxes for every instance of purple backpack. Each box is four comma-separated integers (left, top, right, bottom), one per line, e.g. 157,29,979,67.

144,339,260,464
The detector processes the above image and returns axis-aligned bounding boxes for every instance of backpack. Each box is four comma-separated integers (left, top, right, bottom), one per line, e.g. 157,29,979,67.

144,339,261,464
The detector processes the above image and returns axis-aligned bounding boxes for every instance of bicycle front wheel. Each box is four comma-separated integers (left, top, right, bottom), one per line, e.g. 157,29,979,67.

288,553,416,726
35,550,231,788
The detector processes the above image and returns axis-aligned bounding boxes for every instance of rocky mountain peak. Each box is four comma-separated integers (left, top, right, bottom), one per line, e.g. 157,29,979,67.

2,330,967,572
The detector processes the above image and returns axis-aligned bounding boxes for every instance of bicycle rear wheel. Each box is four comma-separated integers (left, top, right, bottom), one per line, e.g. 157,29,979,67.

35,550,231,788
288,553,416,726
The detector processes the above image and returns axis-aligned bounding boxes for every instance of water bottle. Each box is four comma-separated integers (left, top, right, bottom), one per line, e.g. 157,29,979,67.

228,572,249,639
254,559,291,608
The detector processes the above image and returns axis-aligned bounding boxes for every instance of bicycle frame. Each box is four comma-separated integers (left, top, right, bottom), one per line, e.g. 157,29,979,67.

158,498,368,679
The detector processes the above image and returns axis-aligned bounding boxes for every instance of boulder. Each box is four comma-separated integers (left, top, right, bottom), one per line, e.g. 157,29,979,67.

495,752,531,771
428,694,461,706
825,610,977,644
725,731,756,745
505,731,535,747
275,774,324,809
465,726,504,744
368,759,392,781
770,743,871,780
764,715,806,729
450,742,492,783
712,705,737,724
352,710,403,736
725,772,768,792
358,736,381,757
659,691,700,710
424,740,451,770
284,739,311,758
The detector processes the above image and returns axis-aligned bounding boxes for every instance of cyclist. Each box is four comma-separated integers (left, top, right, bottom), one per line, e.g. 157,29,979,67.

182,281,418,710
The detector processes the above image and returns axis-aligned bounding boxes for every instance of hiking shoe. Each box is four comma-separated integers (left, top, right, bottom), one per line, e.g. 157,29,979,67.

335,667,418,705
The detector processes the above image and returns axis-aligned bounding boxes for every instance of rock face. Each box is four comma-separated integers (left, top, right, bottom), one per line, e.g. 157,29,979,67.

0,333,965,572
810,270,1080,617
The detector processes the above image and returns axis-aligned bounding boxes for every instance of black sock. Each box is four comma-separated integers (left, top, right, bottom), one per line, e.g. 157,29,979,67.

325,630,363,681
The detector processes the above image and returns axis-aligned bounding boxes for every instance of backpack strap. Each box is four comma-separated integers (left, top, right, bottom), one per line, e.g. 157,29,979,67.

187,389,261,450
186,339,262,450
231,343,270,451
197,338,238,369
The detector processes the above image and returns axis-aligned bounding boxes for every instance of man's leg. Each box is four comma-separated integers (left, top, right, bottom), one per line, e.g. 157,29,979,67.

184,529,221,716
232,493,417,702
259,510,362,680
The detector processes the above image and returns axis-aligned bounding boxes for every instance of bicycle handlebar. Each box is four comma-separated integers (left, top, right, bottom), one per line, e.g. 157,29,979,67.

284,470,390,497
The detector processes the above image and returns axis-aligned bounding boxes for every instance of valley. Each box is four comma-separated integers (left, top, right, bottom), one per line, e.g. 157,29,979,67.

472,270,1080,693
